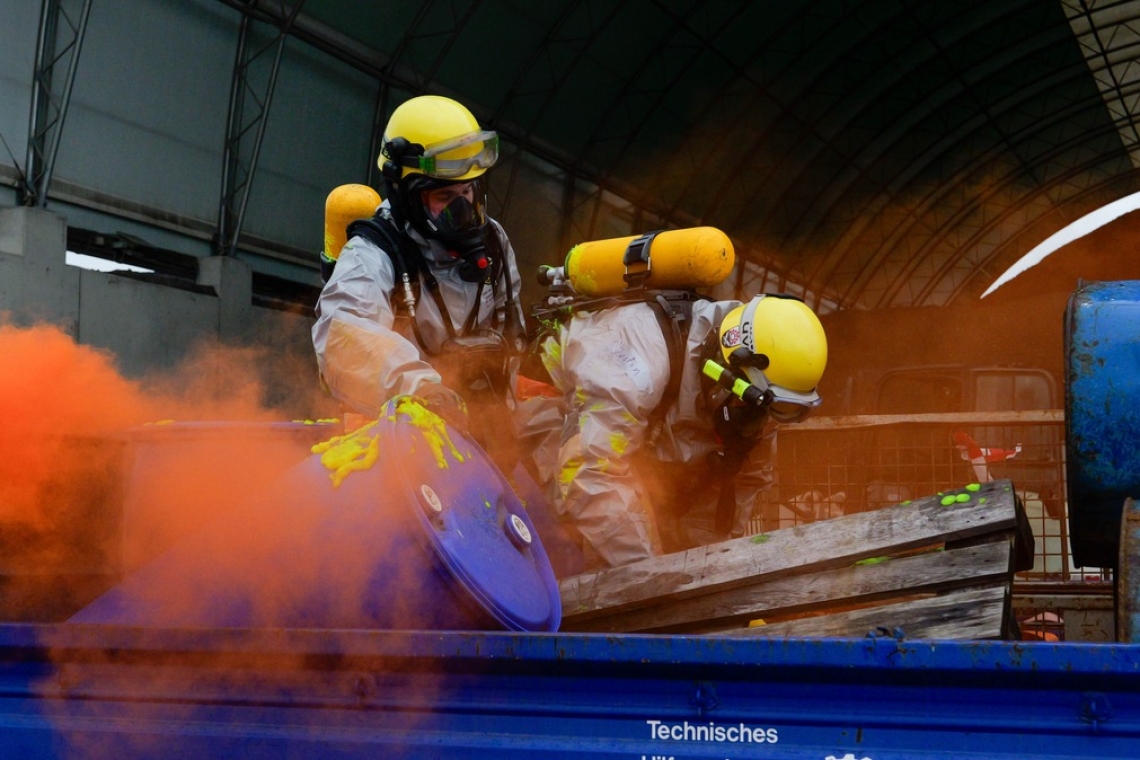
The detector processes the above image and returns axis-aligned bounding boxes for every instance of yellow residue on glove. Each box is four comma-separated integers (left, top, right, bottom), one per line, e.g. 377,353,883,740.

312,419,382,488
310,400,469,487
392,396,468,470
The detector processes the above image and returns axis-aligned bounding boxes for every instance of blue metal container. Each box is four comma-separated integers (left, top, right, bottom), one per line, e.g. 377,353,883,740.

1,624,1138,759
71,401,562,632
1065,280,1140,568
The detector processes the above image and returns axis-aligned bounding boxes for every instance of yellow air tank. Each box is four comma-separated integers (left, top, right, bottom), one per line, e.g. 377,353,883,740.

563,226,735,297
323,183,382,266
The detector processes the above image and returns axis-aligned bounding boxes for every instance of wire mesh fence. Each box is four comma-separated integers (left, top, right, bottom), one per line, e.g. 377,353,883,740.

750,410,1112,640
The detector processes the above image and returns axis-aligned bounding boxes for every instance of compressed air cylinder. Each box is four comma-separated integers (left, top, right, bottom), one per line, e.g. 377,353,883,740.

323,183,382,264
563,226,735,297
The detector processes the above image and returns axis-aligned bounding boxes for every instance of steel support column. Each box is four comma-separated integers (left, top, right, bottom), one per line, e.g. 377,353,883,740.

214,0,305,257
21,0,91,208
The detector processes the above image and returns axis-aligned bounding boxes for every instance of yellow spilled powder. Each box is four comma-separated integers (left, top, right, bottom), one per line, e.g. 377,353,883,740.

393,397,469,469
608,430,630,456
311,399,470,487
558,458,583,490
312,418,382,488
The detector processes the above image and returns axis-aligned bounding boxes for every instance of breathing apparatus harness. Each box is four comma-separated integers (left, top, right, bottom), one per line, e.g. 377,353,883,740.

533,269,703,440
342,211,524,402
700,351,773,533
536,288,777,537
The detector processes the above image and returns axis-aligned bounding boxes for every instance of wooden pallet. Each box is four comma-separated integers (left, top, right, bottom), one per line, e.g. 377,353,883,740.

559,478,1034,639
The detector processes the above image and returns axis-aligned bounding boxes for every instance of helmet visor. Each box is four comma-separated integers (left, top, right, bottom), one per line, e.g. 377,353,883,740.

411,130,499,179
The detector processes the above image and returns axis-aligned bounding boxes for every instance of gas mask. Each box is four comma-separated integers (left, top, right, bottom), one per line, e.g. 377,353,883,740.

406,177,494,282
453,239,492,283
441,229,492,283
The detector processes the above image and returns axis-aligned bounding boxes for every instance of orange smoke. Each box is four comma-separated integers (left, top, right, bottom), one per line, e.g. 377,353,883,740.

0,322,159,524
0,317,552,638
0,318,335,620
0,319,325,526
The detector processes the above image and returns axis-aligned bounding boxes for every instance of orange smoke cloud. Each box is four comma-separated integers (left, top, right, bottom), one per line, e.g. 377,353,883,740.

0,322,159,523
0,317,555,639
0,318,336,620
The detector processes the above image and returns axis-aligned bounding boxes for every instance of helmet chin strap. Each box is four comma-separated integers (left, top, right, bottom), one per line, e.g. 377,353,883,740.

383,178,408,228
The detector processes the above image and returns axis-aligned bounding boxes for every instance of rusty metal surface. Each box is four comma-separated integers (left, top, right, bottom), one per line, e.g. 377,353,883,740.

1119,497,1140,642
1065,281,1140,568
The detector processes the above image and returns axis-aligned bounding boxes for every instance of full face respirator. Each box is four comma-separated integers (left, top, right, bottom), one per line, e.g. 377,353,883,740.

411,177,494,283
381,131,500,283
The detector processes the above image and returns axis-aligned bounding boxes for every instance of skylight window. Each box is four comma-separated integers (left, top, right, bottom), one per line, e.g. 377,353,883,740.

65,251,153,274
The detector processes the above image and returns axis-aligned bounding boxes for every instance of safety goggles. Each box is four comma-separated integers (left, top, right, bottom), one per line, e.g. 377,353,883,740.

404,130,500,179
740,366,821,423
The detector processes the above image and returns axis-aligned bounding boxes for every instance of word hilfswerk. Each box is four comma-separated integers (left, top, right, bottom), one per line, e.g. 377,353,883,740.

645,719,779,744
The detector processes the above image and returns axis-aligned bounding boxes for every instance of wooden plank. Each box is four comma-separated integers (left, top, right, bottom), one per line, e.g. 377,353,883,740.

712,585,1010,640
790,409,1063,431
560,479,1018,621
946,491,1035,572
1013,593,1113,612
563,539,1013,633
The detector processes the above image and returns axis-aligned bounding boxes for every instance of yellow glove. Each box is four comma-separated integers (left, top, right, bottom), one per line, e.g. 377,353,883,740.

415,383,469,434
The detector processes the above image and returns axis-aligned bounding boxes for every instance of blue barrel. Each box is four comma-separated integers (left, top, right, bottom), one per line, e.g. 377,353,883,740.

71,401,562,632
1065,280,1140,568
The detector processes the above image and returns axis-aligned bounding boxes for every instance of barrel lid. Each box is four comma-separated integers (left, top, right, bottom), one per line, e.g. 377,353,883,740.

379,400,562,632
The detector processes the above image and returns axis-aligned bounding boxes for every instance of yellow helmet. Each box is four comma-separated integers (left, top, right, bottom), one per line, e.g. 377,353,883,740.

377,96,500,259
379,95,499,182
717,294,828,422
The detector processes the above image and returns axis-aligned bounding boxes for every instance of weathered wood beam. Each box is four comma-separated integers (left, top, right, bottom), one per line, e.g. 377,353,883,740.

561,479,1020,621
564,539,1013,634
715,585,1010,640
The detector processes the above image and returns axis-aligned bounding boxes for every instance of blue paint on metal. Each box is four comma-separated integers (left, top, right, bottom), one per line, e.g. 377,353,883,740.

508,459,587,579
374,403,562,631
1065,280,1140,567
0,625,1137,758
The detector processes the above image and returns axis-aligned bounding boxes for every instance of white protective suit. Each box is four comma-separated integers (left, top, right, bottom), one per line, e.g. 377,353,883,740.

312,202,524,417
540,298,776,568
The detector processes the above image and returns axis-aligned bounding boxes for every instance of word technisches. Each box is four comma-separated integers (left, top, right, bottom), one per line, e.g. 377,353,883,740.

645,719,778,744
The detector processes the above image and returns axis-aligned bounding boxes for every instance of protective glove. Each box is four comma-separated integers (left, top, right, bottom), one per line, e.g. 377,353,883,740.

415,383,469,435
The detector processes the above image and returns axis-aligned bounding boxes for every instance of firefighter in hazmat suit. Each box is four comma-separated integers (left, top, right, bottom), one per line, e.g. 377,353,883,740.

537,293,828,569
312,96,525,460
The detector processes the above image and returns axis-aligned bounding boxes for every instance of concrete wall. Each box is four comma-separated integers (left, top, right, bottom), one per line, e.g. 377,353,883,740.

0,206,333,419
0,0,575,301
